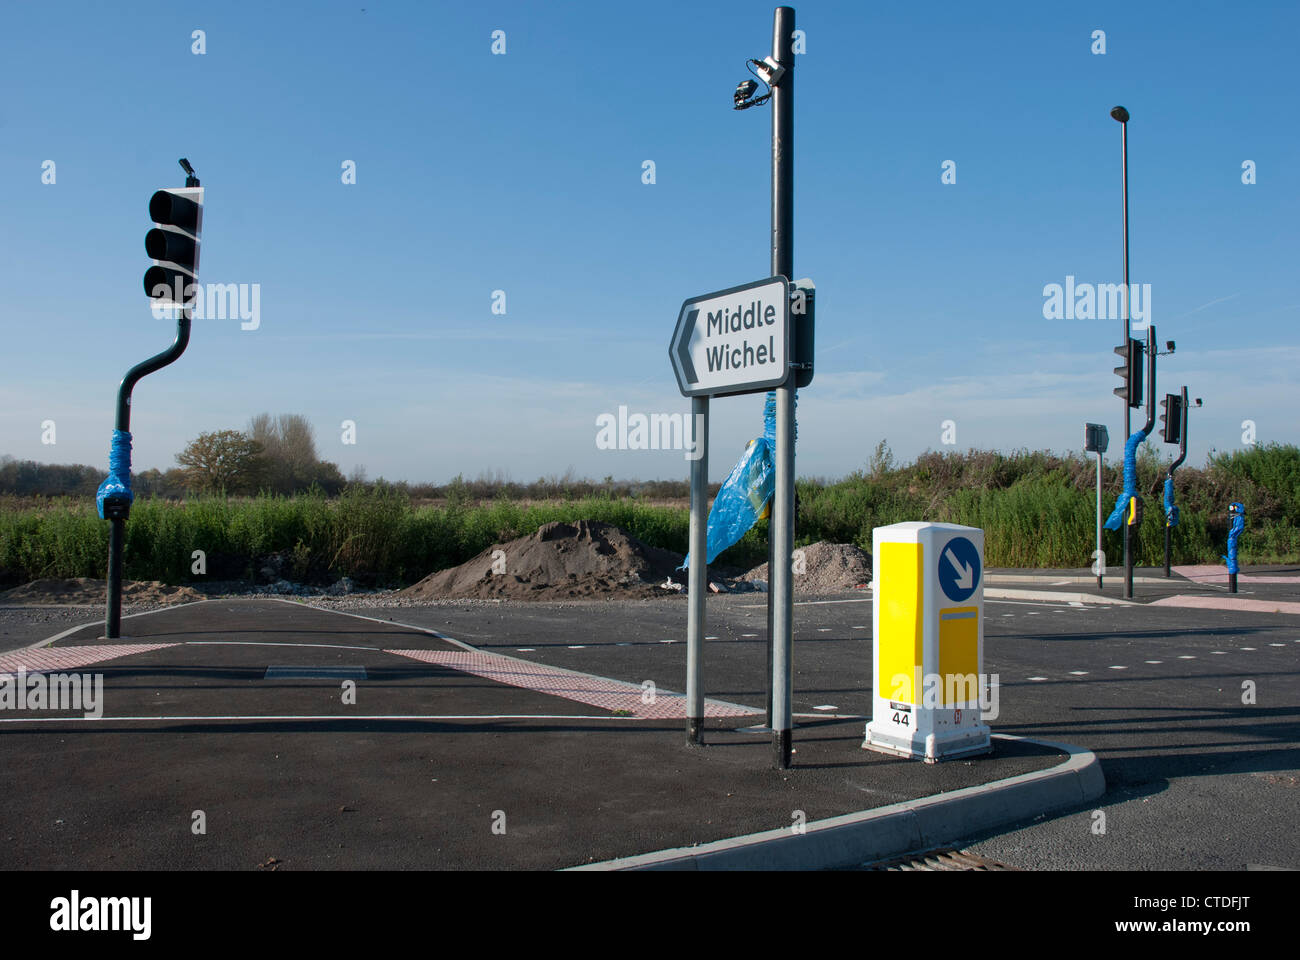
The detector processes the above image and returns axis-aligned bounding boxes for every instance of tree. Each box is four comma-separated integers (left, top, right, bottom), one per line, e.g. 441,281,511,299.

175,430,264,495
247,413,343,494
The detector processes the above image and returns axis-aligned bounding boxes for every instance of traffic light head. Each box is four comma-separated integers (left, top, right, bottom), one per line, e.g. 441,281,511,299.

144,186,203,308
1113,338,1143,408
1159,392,1183,444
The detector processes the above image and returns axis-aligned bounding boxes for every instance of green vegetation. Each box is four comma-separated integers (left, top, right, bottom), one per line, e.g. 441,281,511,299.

1,444,1295,588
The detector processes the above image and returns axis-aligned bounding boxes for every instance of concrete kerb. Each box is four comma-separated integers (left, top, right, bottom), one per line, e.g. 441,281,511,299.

568,735,1104,871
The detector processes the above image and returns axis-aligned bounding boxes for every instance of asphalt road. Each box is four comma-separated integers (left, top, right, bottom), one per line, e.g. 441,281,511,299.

1,579,1295,870
370,588,1300,870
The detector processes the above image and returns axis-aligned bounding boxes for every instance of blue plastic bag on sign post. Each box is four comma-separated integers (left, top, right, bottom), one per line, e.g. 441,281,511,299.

682,391,794,569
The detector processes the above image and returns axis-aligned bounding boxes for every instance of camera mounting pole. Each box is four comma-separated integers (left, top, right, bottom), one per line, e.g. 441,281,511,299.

768,6,796,770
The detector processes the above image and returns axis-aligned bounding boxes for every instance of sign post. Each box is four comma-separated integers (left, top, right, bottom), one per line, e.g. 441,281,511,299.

671,6,802,766
669,277,792,748
1085,422,1109,591
767,5,797,770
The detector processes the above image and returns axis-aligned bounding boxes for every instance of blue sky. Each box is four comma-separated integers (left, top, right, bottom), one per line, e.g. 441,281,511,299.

2,0,1296,484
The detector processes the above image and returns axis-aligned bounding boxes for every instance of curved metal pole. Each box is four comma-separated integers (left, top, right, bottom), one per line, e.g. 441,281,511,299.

106,309,192,638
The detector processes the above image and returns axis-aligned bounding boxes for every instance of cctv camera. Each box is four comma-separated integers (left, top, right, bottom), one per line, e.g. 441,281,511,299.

734,79,758,107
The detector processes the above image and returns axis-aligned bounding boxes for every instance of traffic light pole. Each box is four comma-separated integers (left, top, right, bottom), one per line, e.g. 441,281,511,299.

1127,325,1157,599
769,5,796,770
104,161,200,639
104,309,192,639
1164,386,1189,578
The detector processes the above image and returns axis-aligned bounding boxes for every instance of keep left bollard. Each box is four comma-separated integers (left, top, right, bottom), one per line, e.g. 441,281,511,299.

864,522,993,763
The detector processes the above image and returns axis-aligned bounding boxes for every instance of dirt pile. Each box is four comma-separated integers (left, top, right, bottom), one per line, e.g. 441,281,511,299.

742,541,871,593
400,520,686,601
0,578,205,606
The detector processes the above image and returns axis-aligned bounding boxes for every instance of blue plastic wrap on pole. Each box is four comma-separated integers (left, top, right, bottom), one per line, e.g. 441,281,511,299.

1224,504,1245,574
682,390,796,569
95,429,133,519
1104,428,1147,531
1163,476,1179,527
680,437,774,569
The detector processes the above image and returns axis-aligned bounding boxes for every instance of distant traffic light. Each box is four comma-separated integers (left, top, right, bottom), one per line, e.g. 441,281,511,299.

1113,338,1143,408
144,185,204,307
1159,392,1183,444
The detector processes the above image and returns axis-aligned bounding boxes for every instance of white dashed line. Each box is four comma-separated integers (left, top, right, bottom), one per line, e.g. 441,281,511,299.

1109,665,1128,670
1145,660,1162,664
568,645,586,649
1211,651,1227,655
812,705,837,711
517,648,536,652
1241,647,1256,651
1027,676,1049,681
1069,671,1088,676
1179,655,1196,660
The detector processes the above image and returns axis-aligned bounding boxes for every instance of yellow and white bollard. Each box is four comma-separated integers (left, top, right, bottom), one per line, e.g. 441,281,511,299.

863,522,992,762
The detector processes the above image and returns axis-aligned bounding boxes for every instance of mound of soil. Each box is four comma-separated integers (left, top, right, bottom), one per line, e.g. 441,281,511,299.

400,520,686,601
742,541,871,593
0,578,205,606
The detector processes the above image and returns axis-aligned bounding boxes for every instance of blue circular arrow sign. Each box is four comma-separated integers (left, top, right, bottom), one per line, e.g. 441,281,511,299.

938,536,981,603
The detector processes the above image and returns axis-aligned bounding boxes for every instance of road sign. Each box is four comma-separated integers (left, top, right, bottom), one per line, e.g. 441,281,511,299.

1085,422,1109,454
938,535,981,603
669,276,790,397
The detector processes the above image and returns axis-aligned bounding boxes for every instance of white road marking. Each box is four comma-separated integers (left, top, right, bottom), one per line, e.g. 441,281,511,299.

1027,676,1049,681
1179,655,1196,660
812,704,837,711
1109,665,1128,670
1069,671,1088,676
517,648,536,652
567,645,585,649
1241,647,1256,651
1145,660,1163,664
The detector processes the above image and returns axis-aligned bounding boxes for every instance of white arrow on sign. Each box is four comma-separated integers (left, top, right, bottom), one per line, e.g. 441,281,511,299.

944,547,974,591
669,276,790,397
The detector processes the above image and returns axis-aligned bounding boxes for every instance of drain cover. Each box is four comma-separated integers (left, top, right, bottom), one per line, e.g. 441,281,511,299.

264,665,367,680
863,848,1020,871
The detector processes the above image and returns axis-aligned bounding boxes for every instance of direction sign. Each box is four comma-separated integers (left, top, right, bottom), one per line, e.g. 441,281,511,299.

669,276,790,397
938,535,981,603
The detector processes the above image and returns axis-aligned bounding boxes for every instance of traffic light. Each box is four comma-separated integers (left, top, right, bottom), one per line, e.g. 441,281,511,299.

1159,392,1183,444
1113,338,1143,408
144,185,203,308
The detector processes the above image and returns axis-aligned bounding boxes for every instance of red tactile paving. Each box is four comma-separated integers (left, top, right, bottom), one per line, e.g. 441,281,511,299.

0,644,179,676
386,648,760,718
1150,595,1300,615
1173,565,1300,585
